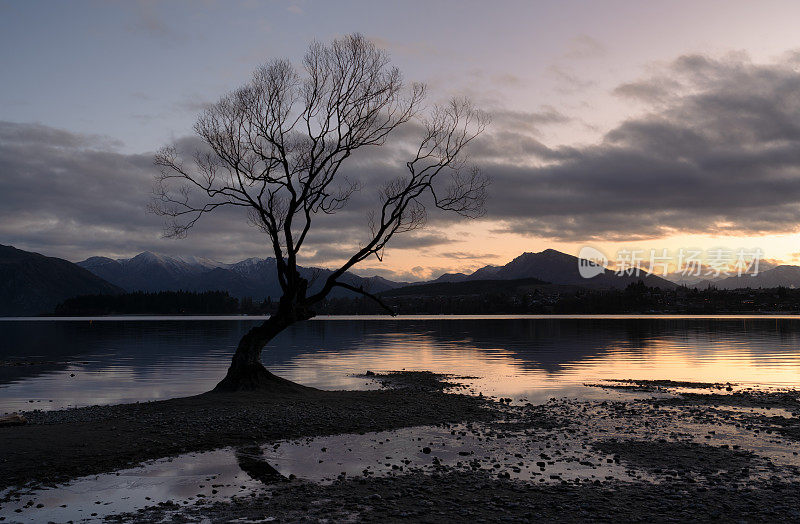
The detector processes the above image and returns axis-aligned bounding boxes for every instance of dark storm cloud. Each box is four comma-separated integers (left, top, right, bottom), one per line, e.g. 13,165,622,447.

0,121,458,263
296,244,359,265
489,107,572,135
0,122,153,244
612,78,682,103
0,122,272,262
485,53,800,240
0,121,124,150
5,53,800,262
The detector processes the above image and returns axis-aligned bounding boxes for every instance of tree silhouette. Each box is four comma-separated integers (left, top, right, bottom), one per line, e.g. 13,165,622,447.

152,34,489,391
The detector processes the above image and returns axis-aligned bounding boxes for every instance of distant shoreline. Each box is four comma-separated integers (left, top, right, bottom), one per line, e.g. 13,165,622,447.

5,313,800,321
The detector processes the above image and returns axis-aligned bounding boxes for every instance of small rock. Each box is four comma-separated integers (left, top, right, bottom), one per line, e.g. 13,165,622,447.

0,413,27,427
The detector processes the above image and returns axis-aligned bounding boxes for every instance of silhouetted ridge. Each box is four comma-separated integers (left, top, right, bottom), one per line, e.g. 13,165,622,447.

77,252,407,300
694,265,800,290
0,245,122,316
431,249,676,290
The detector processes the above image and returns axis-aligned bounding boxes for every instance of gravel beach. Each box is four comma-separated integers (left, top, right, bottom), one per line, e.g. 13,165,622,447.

106,471,800,523
0,372,492,491
2,375,800,522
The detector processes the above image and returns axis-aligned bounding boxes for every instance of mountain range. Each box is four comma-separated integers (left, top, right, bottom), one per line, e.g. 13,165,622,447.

76,251,402,300
5,244,800,316
0,245,123,316
695,265,800,290
427,249,677,289
75,249,678,300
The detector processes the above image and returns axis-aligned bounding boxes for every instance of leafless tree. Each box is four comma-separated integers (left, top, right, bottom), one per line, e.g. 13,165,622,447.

152,34,489,391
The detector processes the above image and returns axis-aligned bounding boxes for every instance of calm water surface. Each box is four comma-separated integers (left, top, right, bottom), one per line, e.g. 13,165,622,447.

2,315,800,413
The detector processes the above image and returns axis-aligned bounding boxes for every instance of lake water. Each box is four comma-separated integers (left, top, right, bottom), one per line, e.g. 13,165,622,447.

2,315,800,413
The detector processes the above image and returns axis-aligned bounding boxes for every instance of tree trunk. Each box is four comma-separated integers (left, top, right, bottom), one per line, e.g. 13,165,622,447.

213,313,309,393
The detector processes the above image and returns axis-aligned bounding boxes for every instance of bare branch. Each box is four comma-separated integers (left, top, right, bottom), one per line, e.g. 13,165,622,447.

151,33,489,313
331,282,397,316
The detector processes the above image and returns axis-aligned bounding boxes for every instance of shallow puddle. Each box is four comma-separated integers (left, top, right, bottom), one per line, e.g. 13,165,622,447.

3,387,799,522
0,420,649,522
0,449,266,522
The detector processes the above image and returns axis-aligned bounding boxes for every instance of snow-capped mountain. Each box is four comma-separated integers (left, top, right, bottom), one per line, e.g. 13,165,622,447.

78,248,682,301
78,252,227,293
77,251,403,299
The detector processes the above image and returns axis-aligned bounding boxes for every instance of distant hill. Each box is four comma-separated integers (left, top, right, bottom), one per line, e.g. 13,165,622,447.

0,245,122,316
432,249,677,290
428,264,501,284
77,251,406,300
75,248,678,303
704,265,800,290
15,243,800,316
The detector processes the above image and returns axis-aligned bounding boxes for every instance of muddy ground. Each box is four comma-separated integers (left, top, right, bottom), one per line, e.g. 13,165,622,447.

107,472,800,523
2,375,800,522
0,372,491,491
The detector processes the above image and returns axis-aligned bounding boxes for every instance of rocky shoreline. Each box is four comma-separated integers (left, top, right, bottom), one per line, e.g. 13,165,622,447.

2,375,800,522
107,472,800,523
0,372,491,492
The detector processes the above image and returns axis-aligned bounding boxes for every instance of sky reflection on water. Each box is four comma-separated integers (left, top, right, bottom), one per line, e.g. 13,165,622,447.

2,316,800,413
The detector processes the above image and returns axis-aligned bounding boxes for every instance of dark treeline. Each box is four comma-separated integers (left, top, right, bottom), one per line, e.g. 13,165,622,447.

321,281,800,315
546,282,800,315
52,283,800,316
53,291,274,316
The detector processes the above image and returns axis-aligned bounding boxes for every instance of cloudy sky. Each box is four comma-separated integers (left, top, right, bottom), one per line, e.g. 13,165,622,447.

3,0,800,281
